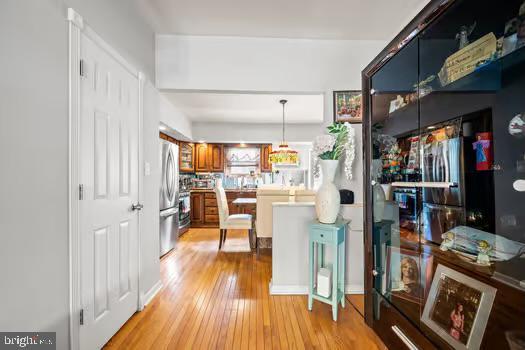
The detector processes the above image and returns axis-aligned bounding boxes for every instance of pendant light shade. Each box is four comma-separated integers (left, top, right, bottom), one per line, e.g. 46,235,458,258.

269,100,299,166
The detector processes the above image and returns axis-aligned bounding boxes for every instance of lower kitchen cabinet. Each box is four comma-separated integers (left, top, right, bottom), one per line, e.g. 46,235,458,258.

190,192,204,225
190,190,256,228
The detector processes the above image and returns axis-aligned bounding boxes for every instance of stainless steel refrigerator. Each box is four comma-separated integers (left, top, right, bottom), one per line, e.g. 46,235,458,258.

159,140,179,257
420,136,466,244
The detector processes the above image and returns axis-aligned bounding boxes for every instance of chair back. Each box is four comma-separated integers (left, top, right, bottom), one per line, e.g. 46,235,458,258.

214,185,229,228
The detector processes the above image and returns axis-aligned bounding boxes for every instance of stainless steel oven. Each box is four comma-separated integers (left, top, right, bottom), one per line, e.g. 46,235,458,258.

178,192,191,235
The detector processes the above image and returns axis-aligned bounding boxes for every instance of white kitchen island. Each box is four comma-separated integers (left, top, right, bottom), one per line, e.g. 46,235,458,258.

270,201,364,295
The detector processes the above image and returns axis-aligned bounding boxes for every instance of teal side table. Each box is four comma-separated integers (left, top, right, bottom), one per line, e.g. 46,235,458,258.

308,219,348,321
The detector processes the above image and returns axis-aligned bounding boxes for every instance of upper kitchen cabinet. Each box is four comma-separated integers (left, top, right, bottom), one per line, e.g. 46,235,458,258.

260,144,272,172
195,143,209,172
179,142,195,173
195,143,224,172
208,144,224,172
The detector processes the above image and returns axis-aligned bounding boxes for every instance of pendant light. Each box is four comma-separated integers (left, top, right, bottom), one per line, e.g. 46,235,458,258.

269,99,299,166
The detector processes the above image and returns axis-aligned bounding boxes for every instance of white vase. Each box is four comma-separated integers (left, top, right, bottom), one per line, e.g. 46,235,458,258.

315,159,341,224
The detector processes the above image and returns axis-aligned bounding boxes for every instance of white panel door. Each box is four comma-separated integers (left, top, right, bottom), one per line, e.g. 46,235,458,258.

78,31,139,350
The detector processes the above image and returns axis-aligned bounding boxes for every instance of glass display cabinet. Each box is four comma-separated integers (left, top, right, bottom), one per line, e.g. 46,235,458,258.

363,1,525,349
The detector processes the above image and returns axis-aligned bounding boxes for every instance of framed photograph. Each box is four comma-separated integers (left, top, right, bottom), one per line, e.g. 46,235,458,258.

386,246,433,303
422,264,497,350
333,90,362,123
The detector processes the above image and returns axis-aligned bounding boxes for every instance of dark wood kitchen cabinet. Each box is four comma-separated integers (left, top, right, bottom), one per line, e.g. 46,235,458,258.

208,144,224,172
179,141,195,173
190,190,256,228
194,143,224,172
195,143,209,172
260,144,272,172
363,1,525,349
190,192,204,225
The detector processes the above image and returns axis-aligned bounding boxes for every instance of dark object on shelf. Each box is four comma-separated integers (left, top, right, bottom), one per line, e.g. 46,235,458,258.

339,189,354,204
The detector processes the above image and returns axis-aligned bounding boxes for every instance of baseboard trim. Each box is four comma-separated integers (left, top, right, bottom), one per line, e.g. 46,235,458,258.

269,281,309,295
344,284,365,294
269,280,363,295
140,280,162,310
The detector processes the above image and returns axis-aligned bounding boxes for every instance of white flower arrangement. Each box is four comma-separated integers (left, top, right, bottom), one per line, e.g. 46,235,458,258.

312,122,356,180
313,134,336,155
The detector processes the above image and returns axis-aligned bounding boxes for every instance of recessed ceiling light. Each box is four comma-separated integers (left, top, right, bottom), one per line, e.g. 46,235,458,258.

427,126,436,130
198,140,206,144
159,125,167,131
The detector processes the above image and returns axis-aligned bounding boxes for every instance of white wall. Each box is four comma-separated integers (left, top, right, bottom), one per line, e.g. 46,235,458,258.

0,3,70,348
159,93,193,140
140,81,162,305
157,35,384,92
271,204,364,294
68,0,155,79
0,1,158,349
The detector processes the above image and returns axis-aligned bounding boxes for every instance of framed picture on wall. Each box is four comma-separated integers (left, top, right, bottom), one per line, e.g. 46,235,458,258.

421,264,497,350
333,90,362,123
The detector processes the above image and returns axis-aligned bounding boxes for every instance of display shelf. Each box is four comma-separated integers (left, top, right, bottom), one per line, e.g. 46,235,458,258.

388,45,525,119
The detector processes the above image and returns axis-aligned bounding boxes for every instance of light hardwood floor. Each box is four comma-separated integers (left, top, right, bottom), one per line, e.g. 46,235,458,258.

104,228,385,349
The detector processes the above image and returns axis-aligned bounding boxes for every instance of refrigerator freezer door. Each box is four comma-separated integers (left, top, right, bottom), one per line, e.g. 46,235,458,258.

421,137,464,206
159,207,179,256
422,203,465,244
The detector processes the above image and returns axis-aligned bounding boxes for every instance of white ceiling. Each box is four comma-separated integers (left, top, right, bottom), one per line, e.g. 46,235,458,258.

163,92,324,124
139,0,429,40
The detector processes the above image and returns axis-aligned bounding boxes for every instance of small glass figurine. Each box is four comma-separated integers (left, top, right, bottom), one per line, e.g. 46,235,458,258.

456,22,477,49
440,232,455,251
476,240,492,265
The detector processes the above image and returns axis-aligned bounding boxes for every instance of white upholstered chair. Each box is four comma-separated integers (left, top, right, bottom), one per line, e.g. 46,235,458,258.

214,185,253,249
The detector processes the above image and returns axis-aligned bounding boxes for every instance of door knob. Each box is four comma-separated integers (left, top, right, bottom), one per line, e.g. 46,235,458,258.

131,203,144,211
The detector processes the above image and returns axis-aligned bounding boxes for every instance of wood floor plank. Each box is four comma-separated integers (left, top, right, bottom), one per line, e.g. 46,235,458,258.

104,228,386,350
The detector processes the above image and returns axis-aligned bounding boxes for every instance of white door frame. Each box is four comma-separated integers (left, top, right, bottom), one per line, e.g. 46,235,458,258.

67,8,144,350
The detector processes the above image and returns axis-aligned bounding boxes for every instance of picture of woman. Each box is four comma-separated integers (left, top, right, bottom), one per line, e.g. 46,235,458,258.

386,247,430,302
400,257,422,298
429,275,482,345
450,303,465,341
422,265,497,350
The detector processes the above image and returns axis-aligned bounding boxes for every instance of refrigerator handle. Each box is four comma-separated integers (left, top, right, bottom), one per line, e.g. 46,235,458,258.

443,141,450,183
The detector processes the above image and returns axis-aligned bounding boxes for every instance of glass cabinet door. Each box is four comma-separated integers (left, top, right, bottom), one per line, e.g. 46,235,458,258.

370,39,423,326
417,0,525,348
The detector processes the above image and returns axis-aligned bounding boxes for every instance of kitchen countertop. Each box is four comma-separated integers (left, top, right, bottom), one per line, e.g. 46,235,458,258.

272,201,315,207
190,188,257,193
